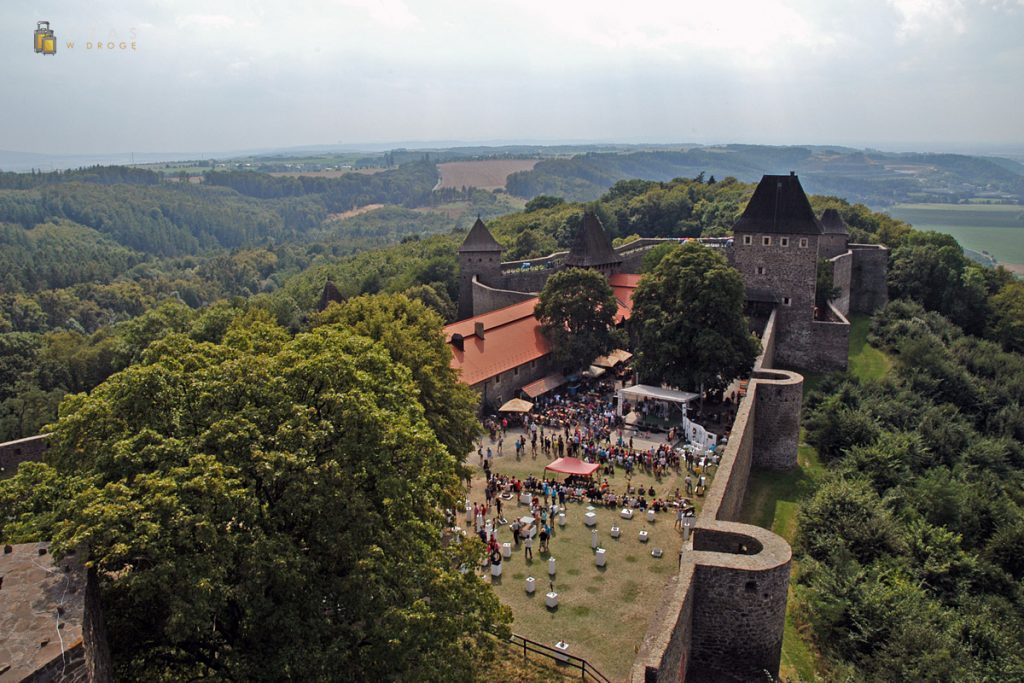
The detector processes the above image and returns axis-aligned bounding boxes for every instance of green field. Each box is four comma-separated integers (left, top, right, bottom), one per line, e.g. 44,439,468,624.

887,203,1024,268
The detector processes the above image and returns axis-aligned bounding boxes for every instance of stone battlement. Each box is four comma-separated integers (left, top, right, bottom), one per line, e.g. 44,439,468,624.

631,308,798,682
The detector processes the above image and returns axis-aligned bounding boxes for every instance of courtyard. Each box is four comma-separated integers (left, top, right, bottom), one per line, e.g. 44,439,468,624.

465,427,716,680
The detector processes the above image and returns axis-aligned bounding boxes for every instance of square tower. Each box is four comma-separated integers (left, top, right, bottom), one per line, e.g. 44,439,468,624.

732,173,824,367
457,218,504,321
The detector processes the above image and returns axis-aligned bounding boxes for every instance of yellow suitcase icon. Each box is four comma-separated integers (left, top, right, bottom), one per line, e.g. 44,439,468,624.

34,21,56,55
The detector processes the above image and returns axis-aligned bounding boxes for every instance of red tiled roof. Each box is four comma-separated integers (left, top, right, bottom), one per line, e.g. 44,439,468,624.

445,274,641,386
609,273,641,323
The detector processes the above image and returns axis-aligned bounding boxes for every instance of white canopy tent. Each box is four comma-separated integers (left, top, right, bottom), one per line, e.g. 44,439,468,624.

617,384,699,407
616,384,698,420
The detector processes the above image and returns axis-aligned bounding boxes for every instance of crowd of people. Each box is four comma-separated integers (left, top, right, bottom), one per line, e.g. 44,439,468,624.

460,380,728,570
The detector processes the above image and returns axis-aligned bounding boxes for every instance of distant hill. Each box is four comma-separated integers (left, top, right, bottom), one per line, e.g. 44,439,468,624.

504,145,1024,207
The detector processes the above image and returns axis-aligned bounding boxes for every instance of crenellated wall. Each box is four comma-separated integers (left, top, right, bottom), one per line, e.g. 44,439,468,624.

631,309,797,683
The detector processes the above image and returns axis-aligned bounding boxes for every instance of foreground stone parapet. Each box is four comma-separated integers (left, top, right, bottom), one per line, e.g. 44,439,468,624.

631,308,798,683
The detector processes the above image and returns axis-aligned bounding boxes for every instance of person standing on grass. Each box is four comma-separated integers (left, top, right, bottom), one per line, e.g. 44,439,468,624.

524,531,533,560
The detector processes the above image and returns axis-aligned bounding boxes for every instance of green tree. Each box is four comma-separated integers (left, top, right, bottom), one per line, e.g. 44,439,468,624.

533,268,622,373
989,279,1024,353
39,318,507,681
524,195,565,212
310,293,480,463
631,241,759,394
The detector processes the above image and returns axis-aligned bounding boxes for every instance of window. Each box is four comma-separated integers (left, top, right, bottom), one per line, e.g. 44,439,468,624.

494,395,502,406
530,360,537,370
743,235,752,245
780,237,789,247
513,366,519,376
494,373,501,385
762,236,771,246
799,238,809,248
756,266,766,275
782,296,792,306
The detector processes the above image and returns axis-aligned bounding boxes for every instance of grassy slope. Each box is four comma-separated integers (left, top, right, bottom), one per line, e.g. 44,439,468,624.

740,315,892,681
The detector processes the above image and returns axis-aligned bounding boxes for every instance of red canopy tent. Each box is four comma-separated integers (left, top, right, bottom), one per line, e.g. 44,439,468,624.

544,457,600,478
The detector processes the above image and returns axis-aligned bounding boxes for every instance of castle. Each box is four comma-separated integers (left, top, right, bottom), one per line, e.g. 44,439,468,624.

447,173,889,682
0,173,889,683
450,172,888,402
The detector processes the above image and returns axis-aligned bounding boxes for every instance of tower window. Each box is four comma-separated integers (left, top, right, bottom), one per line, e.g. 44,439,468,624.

782,297,792,306
743,235,752,245
495,373,501,385
513,366,519,376
756,266,766,275
799,238,809,248
762,236,771,246
780,237,789,247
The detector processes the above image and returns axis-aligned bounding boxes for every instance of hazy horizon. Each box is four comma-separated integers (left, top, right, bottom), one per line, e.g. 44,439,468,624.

4,0,1022,158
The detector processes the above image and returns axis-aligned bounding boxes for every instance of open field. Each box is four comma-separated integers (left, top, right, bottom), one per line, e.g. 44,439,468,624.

438,159,539,190
467,428,707,681
325,204,385,221
887,203,1024,271
268,168,384,177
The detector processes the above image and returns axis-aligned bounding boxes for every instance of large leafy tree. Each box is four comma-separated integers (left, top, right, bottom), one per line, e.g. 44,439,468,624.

533,267,622,372
310,293,480,464
15,310,507,682
631,241,759,393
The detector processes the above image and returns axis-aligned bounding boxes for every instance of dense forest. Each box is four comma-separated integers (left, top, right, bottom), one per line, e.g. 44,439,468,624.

787,206,1024,680
0,162,522,443
799,301,1024,680
506,146,1024,206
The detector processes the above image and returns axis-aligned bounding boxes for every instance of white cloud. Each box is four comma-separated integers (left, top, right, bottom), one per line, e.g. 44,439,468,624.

887,0,967,39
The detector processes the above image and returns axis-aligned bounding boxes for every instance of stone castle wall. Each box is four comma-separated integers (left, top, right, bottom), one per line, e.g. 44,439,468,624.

829,250,853,316
469,276,536,316
496,269,552,294
0,434,50,478
850,244,889,314
631,309,796,683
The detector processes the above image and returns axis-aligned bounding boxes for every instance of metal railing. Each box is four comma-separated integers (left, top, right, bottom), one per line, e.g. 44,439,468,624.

501,632,613,683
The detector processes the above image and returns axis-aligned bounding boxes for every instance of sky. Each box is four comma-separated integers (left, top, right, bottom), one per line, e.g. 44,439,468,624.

3,0,1023,156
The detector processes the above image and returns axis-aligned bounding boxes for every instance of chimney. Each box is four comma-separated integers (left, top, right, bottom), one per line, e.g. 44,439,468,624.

450,333,465,352
474,322,485,339
789,170,795,177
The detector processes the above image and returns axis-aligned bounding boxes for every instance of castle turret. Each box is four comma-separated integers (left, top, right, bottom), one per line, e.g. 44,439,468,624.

457,217,503,321
564,211,622,276
818,208,851,260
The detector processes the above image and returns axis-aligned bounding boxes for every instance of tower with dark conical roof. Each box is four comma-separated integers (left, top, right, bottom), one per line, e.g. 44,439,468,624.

564,211,622,276
818,208,851,259
457,217,503,320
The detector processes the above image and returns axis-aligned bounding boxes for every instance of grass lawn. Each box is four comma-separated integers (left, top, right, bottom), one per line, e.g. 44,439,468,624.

848,315,892,383
466,428,704,681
